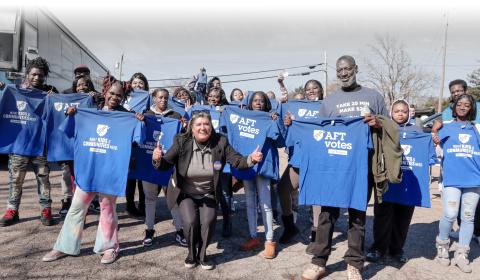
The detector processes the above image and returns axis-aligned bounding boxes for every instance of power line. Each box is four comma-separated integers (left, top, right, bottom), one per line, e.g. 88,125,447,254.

216,63,324,78
149,69,324,87
222,69,324,84
148,63,324,82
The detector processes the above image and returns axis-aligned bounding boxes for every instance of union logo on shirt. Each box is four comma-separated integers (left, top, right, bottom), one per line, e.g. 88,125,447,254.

298,109,307,117
459,134,471,144
54,102,64,112
153,130,163,141
401,144,412,156
212,119,219,129
230,114,239,124
96,124,110,137
313,130,325,141
16,101,27,111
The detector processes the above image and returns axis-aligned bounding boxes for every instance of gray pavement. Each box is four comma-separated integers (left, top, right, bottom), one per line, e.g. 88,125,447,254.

1,163,480,280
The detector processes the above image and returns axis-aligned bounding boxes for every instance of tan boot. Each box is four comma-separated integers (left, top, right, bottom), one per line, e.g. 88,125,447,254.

347,264,363,280
263,241,276,259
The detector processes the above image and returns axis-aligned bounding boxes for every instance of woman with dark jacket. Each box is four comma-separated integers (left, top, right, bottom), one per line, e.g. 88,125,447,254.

152,111,263,270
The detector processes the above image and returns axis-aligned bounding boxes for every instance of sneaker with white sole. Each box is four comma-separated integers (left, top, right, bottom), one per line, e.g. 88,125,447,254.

175,230,187,247
184,256,197,268
200,257,215,270
143,229,155,247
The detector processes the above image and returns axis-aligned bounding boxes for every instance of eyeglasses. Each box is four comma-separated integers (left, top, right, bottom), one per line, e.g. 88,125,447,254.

191,109,211,116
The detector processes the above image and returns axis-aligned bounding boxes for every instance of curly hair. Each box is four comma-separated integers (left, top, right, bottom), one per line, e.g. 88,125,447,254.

26,57,50,77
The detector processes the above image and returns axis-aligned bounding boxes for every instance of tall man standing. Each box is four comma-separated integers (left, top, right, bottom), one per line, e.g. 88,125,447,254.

0,57,57,227
301,55,387,280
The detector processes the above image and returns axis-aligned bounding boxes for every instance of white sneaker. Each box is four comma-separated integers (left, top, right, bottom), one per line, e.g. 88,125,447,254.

449,230,459,239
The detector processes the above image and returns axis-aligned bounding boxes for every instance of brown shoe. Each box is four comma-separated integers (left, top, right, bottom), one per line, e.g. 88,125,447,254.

240,237,261,251
301,263,326,280
263,241,277,259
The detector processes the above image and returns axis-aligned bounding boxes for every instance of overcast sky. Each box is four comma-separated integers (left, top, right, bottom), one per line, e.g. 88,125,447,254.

36,0,480,101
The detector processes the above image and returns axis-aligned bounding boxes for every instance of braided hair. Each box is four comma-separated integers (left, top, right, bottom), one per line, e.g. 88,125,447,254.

102,74,129,96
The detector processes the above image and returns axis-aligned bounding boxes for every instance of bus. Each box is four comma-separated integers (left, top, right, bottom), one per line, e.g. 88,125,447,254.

0,7,109,91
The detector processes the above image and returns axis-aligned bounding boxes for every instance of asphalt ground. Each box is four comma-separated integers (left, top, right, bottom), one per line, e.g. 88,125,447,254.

1,161,480,279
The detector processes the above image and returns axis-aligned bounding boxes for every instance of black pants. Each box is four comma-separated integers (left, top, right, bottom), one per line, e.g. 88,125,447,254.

308,206,366,270
370,201,415,256
178,194,217,262
307,180,373,270
278,165,300,216
126,179,145,208
219,173,232,222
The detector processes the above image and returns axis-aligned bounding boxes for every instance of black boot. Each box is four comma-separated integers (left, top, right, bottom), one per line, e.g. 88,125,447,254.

125,179,140,217
310,226,317,243
279,214,299,244
222,215,232,238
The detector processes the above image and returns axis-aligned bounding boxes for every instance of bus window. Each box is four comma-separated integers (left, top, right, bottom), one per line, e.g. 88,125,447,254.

0,8,17,63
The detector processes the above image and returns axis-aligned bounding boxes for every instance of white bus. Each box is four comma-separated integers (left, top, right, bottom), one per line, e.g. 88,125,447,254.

0,7,108,91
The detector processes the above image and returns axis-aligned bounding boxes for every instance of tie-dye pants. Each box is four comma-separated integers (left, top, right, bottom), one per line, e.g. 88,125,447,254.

53,187,119,255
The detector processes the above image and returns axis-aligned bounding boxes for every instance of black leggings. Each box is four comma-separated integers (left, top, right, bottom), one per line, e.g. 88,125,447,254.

178,194,217,262
126,179,144,207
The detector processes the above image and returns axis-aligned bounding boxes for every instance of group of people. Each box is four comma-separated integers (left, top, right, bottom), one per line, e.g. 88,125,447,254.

0,54,479,280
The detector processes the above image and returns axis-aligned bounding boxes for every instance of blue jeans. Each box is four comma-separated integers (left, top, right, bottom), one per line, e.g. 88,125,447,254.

244,175,273,241
439,186,480,247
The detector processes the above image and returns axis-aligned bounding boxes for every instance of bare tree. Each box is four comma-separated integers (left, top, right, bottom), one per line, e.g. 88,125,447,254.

362,34,436,106
467,65,480,100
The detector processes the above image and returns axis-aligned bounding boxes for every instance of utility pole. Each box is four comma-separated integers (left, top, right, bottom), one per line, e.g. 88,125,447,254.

324,51,328,96
437,15,448,113
119,54,124,81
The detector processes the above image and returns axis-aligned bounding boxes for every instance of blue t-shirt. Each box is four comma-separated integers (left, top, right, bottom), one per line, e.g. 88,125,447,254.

0,85,47,156
297,117,372,211
128,115,181,185
220,106,280,180
279,100,322,167
438,121,480,187
60,108,145,196
167,96,187,117
186,105,222,132
43,93,94,162
383,129,437,207
123,89,151,113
